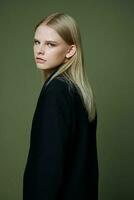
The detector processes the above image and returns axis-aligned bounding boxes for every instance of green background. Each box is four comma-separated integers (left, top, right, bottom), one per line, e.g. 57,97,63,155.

0,0,133,199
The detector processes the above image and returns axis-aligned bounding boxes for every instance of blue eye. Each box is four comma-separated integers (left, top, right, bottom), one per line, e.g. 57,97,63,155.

34,40,40,45
47,43,55,47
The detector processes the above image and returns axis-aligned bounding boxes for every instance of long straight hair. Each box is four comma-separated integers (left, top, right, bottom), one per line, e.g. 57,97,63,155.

34,12,97,122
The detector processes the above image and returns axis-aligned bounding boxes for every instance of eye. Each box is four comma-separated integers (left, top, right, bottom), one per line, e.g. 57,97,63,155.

34,40,40,45
47,43,56,47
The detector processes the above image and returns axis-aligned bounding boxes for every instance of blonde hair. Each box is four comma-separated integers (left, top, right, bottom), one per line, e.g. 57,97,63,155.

34,12,97,122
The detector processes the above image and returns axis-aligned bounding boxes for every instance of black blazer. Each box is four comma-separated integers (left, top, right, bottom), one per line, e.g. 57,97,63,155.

23,68,99,200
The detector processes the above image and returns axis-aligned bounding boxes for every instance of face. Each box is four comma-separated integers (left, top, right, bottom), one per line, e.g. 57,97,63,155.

33,24,73,75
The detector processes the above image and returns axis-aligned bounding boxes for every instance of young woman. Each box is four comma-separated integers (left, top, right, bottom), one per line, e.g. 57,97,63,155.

23,12,99,200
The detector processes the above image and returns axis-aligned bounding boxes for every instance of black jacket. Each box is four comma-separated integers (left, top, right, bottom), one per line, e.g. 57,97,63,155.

23,68,99,200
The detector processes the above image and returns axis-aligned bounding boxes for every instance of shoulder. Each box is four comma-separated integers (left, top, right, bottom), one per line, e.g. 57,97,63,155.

38,77,74,120
43,75,76,99
39,75,83,111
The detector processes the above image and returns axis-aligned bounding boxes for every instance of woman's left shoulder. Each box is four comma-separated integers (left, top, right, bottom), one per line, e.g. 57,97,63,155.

44,75,76,97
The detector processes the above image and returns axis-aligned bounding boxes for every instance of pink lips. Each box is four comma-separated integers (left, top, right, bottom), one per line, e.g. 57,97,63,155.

36,57,46,63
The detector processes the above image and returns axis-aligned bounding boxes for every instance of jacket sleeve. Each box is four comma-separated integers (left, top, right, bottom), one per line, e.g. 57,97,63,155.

29,81,73,199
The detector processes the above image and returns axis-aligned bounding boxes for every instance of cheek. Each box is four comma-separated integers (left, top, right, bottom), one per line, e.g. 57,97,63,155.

33,46,36,54
49,48,67,59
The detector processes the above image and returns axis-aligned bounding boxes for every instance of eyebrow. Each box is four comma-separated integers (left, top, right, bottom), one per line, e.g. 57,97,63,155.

34,38,58,44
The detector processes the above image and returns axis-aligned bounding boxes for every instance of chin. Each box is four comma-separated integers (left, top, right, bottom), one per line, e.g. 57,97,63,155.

36,64,47,69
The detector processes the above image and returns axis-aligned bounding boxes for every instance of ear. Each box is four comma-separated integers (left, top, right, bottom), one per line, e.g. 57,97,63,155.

65,45,76,59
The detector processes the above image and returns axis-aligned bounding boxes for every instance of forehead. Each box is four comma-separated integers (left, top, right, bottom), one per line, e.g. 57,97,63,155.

34,25,64,43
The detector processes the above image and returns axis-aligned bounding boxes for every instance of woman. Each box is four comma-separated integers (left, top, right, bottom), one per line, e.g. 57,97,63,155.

23,12,99,200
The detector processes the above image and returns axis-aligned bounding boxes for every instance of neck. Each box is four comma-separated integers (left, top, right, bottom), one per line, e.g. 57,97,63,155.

44,67,60,81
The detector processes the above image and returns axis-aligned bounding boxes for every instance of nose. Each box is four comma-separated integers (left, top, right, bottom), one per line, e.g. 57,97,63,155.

37,45,45,55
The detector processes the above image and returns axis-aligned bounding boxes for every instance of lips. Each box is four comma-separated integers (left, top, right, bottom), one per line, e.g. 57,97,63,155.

36,57,46,61
36,57,46,63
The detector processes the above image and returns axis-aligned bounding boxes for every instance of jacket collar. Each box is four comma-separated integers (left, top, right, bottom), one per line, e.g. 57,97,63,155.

44,66,60,87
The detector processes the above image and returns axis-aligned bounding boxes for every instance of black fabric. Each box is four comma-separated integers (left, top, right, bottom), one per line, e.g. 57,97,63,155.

23,69,99,200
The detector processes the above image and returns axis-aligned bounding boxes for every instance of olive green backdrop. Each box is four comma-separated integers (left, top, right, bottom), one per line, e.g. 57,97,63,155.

0,0,133,199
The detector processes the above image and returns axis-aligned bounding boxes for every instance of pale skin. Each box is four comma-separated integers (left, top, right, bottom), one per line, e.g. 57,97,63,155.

33,24,76,79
